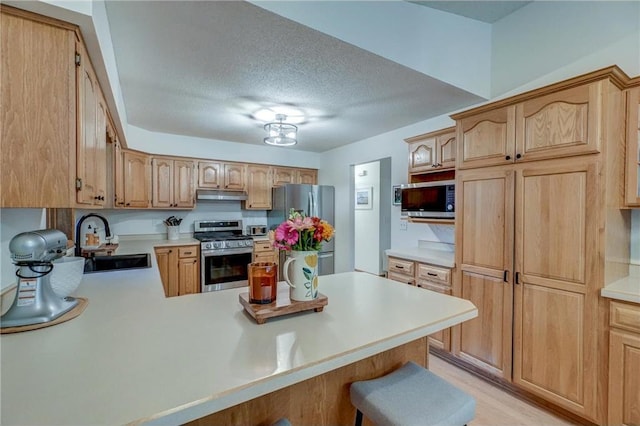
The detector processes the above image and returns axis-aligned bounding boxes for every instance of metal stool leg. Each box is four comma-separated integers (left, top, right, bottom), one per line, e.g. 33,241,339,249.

354,409,363,426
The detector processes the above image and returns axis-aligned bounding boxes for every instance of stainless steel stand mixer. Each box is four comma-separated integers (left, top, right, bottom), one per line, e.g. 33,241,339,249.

1,229,78,328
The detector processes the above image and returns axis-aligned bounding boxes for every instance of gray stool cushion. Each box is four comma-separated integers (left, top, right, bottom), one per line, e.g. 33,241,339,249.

350,361,476,426
271,418,291,426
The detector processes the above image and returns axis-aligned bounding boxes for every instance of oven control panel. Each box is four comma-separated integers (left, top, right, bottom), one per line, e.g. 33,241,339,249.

202,239,253,251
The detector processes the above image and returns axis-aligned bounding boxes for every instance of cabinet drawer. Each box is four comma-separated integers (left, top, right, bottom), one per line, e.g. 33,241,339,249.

388,271,415,285
178,246,198,258
416,263,451,285
417,280,451,294
253,240,273,252
254,252,277,263
610,301,640,333
388,257,414,277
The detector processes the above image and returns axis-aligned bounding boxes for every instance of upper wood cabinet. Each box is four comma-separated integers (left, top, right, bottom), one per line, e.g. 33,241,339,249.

245,165,272,210
272,167,318,187
405,127,456,174
625,86,640,206
455,81,606,170
1,7,77,207
121,151,151,208
296,168,317,184
76,40,107,207
151,157,195,209
272,167,296,187
198,161,245,190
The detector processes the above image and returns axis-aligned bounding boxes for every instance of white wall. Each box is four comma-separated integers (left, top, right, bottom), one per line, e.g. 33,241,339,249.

126,125,321,169
320,113,457,273
354,162,381,274
491,1,640,97
632,210,640,265
0,209,47,290
76,204,267,239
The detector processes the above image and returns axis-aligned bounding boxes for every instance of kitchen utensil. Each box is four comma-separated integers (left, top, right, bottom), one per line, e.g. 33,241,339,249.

1,229,79,328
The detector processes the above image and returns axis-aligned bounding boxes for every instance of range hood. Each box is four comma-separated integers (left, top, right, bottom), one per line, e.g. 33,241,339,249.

196,189,247,201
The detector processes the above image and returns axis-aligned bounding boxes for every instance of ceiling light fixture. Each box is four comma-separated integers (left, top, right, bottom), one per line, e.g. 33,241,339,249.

263,114,297,146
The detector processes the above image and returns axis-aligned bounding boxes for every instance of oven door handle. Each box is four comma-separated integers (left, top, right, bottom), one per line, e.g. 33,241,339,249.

202,247,253,257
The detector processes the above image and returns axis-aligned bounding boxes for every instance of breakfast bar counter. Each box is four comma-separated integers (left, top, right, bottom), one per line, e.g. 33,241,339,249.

1,251,476,425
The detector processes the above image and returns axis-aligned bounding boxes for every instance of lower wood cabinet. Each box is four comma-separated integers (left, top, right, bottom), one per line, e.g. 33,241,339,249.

608,300,640,426
387,255,452,351
253,240,277,262
155,244,200,297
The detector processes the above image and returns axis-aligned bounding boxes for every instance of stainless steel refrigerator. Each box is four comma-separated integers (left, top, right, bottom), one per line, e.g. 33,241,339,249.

268,184,335,277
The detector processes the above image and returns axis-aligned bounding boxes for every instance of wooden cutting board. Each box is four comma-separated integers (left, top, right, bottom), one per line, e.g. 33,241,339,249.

1,297,88,334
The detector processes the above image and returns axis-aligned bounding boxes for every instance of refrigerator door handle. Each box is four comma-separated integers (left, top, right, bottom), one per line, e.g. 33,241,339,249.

318,253,333,258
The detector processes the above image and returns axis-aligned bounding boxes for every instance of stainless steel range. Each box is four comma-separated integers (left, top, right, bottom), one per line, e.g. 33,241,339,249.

194,220,254,292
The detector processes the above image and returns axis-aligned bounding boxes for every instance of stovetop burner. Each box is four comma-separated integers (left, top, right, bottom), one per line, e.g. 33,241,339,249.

194,219,254,251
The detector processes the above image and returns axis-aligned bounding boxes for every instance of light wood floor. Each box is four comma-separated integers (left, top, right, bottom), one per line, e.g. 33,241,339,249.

428,355,578,426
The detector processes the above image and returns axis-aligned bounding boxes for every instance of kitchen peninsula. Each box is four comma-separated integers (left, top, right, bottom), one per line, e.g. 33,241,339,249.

0,239,478,426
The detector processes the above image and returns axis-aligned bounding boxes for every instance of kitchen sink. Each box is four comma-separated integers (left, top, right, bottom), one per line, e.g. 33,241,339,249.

83,253,151,273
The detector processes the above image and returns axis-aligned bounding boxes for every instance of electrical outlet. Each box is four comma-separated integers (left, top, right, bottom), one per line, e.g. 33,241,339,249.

400,220,408,231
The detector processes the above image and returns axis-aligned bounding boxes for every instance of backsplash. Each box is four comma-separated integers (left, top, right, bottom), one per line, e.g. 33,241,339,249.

77,203,268,238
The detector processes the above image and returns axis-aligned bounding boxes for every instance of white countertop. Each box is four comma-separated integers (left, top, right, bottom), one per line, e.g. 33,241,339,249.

385,247,455,268
1,239,477,426
601,265,640,304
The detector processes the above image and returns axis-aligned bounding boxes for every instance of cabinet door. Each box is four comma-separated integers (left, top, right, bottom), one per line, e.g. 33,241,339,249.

224,163,245,190
198,161,221,188
272,167,296,187
113,139,124,207
437,131,456,169
454,168,514,379
513,161,599,420
408,138,437,173
94,95,107,206
296,169,317,184
152,157,173,208
515,82,602,163
174,160,195,208
245,165,271,209
416,280,451,351
123,151,150,208
457,106,516,170
609,329,640,426
1,10,76,207
178,257,200,295
626,87,640,206
77,43,98,205
155,247,178,297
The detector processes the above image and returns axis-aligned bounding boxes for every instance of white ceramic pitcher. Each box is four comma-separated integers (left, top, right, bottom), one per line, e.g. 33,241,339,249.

282,250,319,301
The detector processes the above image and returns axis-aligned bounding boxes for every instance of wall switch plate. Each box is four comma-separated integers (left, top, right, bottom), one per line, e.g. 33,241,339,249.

400,220,408,231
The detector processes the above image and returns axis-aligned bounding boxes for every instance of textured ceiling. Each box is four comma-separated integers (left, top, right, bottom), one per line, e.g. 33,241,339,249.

105,1,491,152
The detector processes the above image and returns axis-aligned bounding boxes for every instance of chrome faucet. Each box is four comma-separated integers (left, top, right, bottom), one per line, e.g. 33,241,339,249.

75,213,112,256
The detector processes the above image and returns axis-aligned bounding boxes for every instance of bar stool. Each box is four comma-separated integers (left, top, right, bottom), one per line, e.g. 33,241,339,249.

350,361,476,426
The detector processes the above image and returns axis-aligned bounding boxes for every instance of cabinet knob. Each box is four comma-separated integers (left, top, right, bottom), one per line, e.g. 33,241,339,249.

126,203,131,206
505,155,511,160
516,153,522,159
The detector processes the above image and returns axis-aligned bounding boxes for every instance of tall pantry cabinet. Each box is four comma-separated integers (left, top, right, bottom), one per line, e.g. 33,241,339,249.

452,68,631,424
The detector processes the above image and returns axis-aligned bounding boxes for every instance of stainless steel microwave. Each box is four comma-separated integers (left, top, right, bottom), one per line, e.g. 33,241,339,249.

400,180,455,218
